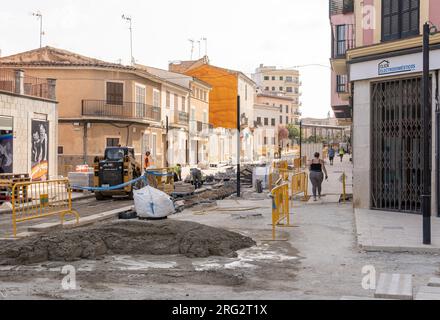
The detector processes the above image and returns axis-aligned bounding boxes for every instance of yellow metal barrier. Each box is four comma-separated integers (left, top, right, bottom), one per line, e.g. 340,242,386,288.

342,172,346,203
290,172,309,202
270,183,291,240
293,158,301,170
268,160,291,190
11,179,79,237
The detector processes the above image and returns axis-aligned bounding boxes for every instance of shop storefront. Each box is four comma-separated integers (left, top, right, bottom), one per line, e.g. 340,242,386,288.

0,116,13,174
349,47,440,215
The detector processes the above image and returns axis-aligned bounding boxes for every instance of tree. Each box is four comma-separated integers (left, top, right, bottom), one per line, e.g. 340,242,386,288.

278,126,289,141
286,124,300,144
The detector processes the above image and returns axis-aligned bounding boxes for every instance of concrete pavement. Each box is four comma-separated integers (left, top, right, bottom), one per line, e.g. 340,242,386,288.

165,157,439,299
355,209,440,253
318,155,440,254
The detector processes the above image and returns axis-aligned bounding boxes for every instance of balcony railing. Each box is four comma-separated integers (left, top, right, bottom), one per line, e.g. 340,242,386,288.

332,24,355,59
0,69,52,100
174,111,189,125
336,75,350,94
329,0,354,16
189,120,212,136
81,100,160,122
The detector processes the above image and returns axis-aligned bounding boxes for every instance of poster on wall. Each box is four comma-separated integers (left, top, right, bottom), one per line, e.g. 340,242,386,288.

0,131,13,174
31,120,49,181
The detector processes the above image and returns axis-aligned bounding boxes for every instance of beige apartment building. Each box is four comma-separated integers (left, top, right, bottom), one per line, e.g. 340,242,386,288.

253,94,296,160
0,47,167,176
252,64,301,121
188,79,211,165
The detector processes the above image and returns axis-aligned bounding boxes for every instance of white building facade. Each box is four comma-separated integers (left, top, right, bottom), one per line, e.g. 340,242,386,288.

0,69,58,179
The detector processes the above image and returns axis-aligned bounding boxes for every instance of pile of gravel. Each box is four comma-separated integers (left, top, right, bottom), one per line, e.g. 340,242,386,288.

0,219,255,265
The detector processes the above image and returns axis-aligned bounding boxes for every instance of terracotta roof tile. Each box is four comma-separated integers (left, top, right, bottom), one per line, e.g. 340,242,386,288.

0,46,135,70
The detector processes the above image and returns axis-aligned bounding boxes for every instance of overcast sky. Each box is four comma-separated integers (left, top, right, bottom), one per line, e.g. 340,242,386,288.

0,0,332,118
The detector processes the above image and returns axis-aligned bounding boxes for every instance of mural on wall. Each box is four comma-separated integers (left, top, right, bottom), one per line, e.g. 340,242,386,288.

31,120,49,181
0,131,13,174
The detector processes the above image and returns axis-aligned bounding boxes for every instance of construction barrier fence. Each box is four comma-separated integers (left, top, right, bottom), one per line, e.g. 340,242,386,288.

0,173,31,204
290,172,309,202
11,178,79,237
270,183,290,240
268,157,307,190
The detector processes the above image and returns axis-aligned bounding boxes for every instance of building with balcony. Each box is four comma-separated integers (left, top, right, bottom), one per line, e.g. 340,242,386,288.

0,47,167,176
0,68,58,179
329,0,355,125
136,65,212,166
253,94,298,160
252,65,301,98
169,57,256,163
330,0,440,216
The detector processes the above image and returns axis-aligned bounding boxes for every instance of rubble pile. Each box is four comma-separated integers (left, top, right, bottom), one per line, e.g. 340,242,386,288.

177,181,237,209
239,164,255,187
0,219,256,265
214,167,236,181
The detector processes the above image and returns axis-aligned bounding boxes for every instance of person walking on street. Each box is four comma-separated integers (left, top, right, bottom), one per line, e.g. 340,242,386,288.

328,146,335,166
339,147,345,162
308,152,328,201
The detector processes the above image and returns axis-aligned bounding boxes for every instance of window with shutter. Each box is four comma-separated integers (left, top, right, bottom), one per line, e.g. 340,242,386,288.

175,95,179,111
336,24,348,56
382,0,419,42
106,82,123,105
166,91,170,108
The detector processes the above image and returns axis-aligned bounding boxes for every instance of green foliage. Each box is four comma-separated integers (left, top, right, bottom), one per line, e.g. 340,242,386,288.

286,124,300,141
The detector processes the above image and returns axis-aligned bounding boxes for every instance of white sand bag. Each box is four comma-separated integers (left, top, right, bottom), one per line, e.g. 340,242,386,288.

134,186,175,218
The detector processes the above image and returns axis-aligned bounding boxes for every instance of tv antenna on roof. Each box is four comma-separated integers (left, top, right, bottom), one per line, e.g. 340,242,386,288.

188,39,195,60
32,11,44,48
122,14,135,65
197,39,201,58
201,37,207,56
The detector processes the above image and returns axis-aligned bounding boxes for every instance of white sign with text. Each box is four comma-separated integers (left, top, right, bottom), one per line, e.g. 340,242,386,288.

350,49,440,81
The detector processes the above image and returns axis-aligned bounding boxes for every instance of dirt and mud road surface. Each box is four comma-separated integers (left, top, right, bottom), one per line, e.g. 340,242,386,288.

0,183,439,300
0,196,133,236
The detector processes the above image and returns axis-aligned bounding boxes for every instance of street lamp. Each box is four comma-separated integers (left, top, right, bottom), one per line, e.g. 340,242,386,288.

122,14,135,65
32,12,43,48
237,95,241,197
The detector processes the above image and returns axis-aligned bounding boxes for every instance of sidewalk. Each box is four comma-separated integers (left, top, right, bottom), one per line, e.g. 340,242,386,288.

306,155,353,204
317,157,440,254
355,209,440,253
168,155,439,299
